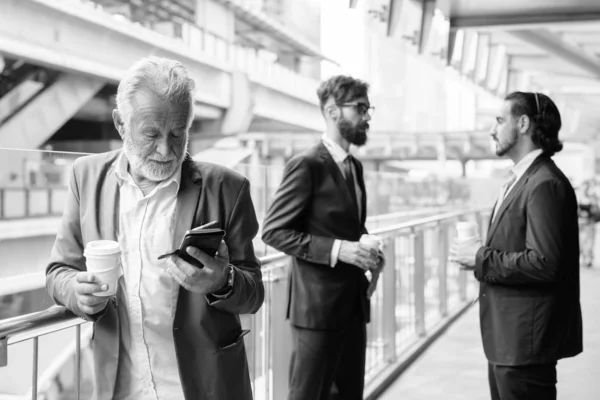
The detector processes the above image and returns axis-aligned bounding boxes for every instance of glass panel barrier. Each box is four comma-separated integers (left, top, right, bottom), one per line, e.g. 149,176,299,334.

0,148,491,399
1,208,490,400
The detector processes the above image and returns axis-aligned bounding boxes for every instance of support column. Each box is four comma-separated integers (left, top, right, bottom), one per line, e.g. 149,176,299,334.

474,33,490,85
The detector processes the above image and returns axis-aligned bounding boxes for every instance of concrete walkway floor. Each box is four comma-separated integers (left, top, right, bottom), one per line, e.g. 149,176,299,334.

379,265,600,400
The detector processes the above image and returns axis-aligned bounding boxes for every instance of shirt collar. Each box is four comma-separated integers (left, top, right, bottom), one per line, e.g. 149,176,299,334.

321,132,350,163
114,151,182,191
511,148,543,181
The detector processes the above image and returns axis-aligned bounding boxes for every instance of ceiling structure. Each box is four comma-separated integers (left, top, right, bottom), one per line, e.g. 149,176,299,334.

446,0,600,145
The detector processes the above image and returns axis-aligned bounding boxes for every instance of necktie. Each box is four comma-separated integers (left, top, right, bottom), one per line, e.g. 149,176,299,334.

343,156,358,210
492,172,517,221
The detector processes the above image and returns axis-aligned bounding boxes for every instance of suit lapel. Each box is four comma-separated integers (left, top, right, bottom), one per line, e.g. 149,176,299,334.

317,143,360,223
99,161,120,241
173,156,203,246
486,155,548,244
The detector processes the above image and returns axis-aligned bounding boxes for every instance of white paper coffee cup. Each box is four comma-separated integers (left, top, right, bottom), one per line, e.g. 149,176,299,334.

83,240,121,297
360,234,382,251
456,222,479,241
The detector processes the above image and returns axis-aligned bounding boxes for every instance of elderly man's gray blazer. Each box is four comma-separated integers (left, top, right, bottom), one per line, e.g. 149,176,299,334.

46,149,264,400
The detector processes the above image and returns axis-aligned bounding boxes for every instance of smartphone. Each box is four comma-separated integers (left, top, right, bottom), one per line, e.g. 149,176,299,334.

158,227,226,268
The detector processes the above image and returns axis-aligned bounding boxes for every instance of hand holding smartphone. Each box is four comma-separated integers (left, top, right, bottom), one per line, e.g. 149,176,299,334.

158,221,226,268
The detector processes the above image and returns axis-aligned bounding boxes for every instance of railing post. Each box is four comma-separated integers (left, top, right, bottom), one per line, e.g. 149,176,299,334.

438,222,448,317
24,188,30,218
382,238,397,362
48,187,53,215
0,188,4,219
32,337,38,400
458,269,468,301
270,266,293,400
76,324,81,400
0,337,6,367
413,229,426,337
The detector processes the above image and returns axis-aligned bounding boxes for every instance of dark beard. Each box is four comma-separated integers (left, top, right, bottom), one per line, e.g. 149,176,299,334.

338,118,368,146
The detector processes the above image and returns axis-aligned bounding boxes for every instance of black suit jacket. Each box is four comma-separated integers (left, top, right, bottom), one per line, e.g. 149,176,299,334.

262,142,370,330
475,153,583,366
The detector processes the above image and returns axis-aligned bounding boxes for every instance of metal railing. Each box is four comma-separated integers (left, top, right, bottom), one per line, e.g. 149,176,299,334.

0,187,67,220
0,208,490,400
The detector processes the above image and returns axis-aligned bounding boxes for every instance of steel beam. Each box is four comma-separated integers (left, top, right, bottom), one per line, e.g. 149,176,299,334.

511,29,600,79
0,73,104,149
450,10,600,30
418,1,437,54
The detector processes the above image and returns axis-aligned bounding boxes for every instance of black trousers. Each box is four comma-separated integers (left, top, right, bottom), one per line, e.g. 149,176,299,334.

287,315,366,400
488,362,557,400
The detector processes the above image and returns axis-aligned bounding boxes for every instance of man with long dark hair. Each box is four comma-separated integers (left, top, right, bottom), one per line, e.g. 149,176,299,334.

262,75,384,400
450,91,583,400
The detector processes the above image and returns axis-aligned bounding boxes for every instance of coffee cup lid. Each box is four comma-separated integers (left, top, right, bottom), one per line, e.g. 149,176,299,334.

84,240,121,256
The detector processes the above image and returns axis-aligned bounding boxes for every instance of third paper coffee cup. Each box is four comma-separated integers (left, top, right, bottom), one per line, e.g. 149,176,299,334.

456,222,478,241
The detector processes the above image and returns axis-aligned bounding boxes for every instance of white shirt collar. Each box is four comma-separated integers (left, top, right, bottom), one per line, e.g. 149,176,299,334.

114,151,182,191
321,133,350,163
511,149,543,182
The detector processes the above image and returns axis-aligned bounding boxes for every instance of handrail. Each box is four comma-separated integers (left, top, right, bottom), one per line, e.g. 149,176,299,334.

372,207,489,235
0,306,77,344
0,207,490,343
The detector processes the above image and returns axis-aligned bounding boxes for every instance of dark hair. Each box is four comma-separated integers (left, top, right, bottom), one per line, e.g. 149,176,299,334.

504,91,563,156
316,75,369,112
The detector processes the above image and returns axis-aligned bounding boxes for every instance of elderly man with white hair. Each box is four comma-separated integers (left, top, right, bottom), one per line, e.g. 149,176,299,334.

45,56,264,400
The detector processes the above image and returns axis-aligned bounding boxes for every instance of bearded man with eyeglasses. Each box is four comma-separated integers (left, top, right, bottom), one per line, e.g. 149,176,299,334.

262,75,384,400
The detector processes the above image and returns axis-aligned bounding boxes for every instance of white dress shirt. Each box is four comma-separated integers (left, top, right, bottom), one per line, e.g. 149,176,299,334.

492,148,543,220
506,149,544,196
113,153,185,400
321,133,363,267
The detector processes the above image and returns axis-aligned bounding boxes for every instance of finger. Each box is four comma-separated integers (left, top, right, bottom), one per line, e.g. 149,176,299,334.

215,241,229,261
357,247,373,260
76,282,107,295
171,256,198,276
167,267,192,290
81,301,107,315
167,264,189,285
76,273,97,284
79,294,108,308
355,257,372,271
185,246,212,266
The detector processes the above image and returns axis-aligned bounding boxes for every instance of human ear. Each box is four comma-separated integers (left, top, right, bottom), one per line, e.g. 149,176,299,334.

112,109,125,139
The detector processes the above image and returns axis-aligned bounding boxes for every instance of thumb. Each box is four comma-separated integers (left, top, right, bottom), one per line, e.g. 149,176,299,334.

216,240,229,260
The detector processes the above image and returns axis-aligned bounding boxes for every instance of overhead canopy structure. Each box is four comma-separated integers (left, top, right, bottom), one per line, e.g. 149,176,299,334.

212,0,338,64
446,0,600,144
360,0,600,145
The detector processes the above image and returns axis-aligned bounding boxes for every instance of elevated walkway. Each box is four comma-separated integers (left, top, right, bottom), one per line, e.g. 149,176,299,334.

378,239,600,400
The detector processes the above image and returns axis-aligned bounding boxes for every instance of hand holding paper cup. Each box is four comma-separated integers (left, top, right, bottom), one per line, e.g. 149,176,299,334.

83,240,122,297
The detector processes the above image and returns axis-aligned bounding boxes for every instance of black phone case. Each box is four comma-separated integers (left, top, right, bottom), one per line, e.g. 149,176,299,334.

178,229,225,268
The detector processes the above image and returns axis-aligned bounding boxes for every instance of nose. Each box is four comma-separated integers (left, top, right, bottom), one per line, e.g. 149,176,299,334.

489,124,497,137
155,136,170,158
363,112,371,122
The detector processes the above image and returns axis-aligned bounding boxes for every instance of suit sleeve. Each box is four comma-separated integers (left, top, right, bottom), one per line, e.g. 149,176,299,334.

207,178,265,314
45,162,106,321
474,179,570,285
261,156,334,266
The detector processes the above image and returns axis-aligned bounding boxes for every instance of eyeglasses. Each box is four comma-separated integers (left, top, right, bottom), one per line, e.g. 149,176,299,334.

337,102,375,117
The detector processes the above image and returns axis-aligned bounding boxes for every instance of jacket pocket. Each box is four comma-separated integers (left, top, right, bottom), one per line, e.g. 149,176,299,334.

218,329,251,352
